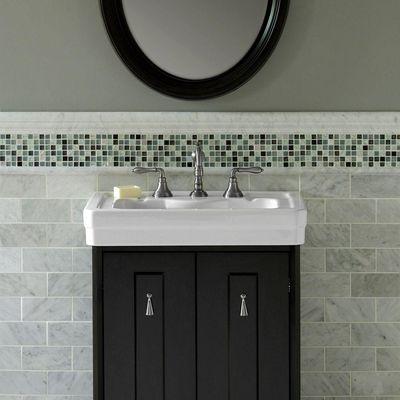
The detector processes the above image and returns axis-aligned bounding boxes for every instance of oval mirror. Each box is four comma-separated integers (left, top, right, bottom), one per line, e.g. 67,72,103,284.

101,0,289,99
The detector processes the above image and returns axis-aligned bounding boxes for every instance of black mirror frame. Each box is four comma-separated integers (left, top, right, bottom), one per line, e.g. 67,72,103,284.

100,0,290,100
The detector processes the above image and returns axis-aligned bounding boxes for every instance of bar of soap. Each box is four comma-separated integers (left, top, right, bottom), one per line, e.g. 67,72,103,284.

114,185,142,199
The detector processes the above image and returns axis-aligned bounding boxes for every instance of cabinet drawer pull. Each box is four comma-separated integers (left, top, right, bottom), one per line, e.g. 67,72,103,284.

146,293,154,316
240,294,248,317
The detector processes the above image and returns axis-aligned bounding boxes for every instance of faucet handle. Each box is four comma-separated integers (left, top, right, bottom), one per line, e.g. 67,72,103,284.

229,167,263,178
223,166,263,198
132,167,172,198
133,166,166,178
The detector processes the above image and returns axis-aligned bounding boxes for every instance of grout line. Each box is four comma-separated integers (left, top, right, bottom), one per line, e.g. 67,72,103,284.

349,172,352,199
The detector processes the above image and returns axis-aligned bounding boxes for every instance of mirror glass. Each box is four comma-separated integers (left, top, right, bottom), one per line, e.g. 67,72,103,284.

122,0,269,79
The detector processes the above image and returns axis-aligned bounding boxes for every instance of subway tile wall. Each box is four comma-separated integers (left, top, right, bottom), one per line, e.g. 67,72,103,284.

0,171,400,399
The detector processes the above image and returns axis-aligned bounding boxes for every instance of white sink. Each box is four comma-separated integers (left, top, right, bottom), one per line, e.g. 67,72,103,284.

84,191,307,246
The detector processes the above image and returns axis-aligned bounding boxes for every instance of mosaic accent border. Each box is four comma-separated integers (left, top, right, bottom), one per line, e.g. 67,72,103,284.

1,132,400,168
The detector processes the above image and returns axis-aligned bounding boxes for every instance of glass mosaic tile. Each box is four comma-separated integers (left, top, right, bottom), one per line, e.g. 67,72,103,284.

0,133,400,168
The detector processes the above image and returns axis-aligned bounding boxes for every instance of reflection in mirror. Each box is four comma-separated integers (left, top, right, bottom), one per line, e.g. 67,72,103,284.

122,0,269,79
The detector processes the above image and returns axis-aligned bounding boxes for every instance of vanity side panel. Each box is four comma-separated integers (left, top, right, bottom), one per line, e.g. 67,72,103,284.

290,245,300,400
93,247,104,400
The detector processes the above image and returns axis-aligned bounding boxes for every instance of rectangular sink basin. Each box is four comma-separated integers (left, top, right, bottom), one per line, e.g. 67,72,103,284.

84,191,307,246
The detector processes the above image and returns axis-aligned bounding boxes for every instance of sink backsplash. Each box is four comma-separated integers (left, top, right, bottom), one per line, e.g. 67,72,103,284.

1,131,400,168
1,112,400,398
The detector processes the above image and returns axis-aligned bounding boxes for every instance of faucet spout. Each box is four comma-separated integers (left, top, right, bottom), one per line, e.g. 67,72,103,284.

190,142,208,198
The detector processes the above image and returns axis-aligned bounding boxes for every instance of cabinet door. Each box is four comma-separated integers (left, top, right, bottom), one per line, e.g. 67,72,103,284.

197,252,290,400
102,252,196,400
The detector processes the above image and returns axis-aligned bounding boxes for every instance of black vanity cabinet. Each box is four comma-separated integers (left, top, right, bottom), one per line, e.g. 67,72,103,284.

93,246,300,400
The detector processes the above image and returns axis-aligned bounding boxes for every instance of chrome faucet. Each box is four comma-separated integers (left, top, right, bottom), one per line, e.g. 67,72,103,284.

190,142,208,198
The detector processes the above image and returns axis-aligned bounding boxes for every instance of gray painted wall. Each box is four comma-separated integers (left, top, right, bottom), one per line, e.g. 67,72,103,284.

0,0,399,111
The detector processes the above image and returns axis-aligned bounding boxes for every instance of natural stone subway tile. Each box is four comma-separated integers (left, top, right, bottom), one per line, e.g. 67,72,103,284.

325,298,375,322
0,225,46,247
0,273,46,297
22,248,72,272
326,199,375,223
73,347,92,370
300,174,349,198
300,248,325,272
301,273,350,297
377,348,400,371
0,248,21,273
304,199,325,223
305,224,350,247
0,347,21,370
164,172,193,191
21,199,70,222
377,398,400,400
0,200,21,222
0,371,46,395
71,199,87,223
377,298,400,322
48,371,92,395
326,396,376,400
325,347,375,371
0,323,46,345
48,322,92,346
301,323,350,346
249,174,299,191
22,347,71,370
301,398,323,400
326,249,375,272
0,175,46,198
98,173,148,191
46,224,86,247
48,273,91,297
352,174,400,198
352,323,400,346
204,173,233,191
352,273,400,297
351,224,400,248
301,373,350,396
301,347,324,371
21,397,92,400
42,397,93,400
301,298,324,322
46,175,97,198
0,298,21,321
22,298,72,321
377,249,400,272
352,372,400,396
377,199,400,223
72,248,91,272
73,298,92,321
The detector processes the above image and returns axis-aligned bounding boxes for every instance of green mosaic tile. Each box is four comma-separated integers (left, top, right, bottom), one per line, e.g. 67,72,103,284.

0,133,399,167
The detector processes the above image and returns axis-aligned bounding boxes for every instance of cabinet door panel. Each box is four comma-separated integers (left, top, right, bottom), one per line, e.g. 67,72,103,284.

229,274,258,400
136,274,163,400
197,252,290,400
103,252,196,400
